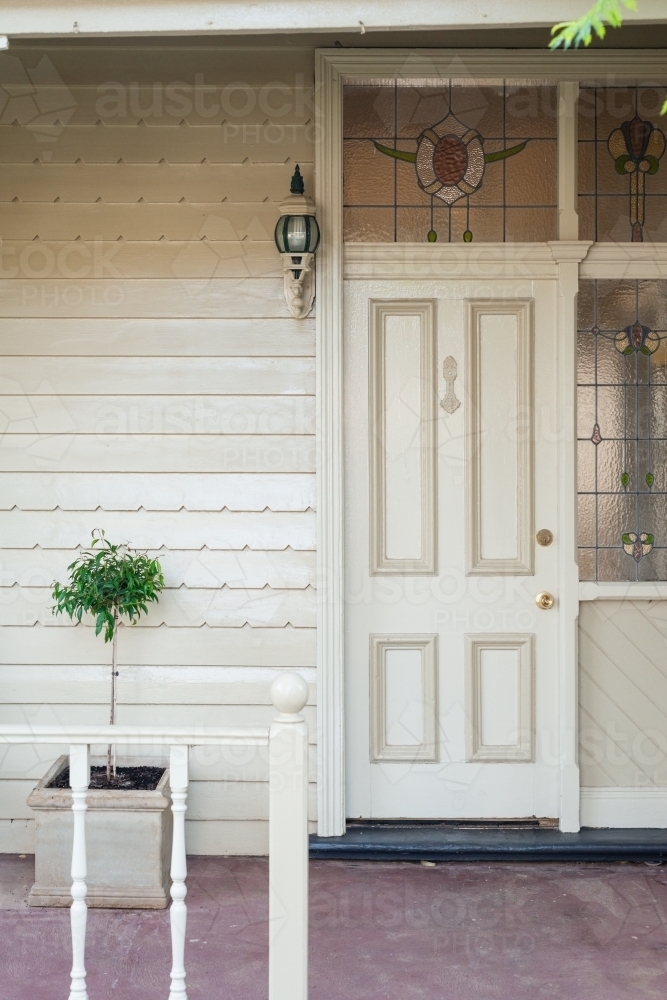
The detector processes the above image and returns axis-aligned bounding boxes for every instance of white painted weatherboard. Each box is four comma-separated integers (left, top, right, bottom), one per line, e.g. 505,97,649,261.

0,42,317,854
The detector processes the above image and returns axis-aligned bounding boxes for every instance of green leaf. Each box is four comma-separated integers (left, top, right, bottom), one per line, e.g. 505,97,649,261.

614,155,631,175
50,531,165,638
372,141,417,163
550,0,636,50
484,142,528,163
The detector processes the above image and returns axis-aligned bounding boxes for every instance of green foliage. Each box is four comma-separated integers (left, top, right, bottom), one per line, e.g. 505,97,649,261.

52,530,165,642
551,1,667,114
550,0,637,49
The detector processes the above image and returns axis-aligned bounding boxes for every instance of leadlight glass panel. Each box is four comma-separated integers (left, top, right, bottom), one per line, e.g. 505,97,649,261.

578,86,667,243
343,82,557,243
578,279,667,581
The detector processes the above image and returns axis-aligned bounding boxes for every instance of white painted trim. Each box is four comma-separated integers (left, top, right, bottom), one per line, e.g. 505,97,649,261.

345,243,560,280
315,51,346,837
343,242,667,280
464,633,534,763
558,82,579,241
466,299,534,576
320,48,667,83
554,271,581,830
369,634,438,763
4,10,667,39
369,299,437,575
581,788,667,829
579,582,667,601
581,244,667,278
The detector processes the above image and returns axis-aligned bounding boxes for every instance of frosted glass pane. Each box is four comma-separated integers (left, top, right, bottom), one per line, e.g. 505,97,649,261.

384,314,422,561
505,140,557,205
343,86,395,138
343,139,395,205
479,648,519,746
504,207,557,242
385,647,423,746
343,207,394,243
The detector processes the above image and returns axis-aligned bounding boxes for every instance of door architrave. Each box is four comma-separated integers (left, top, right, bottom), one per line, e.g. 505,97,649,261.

314,47,667,837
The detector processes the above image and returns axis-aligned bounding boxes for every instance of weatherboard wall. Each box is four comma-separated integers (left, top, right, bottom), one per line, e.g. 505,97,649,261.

0,41,317,853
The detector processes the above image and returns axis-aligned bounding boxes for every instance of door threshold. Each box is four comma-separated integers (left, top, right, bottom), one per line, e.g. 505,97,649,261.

345,818,559,831
310,823,667,862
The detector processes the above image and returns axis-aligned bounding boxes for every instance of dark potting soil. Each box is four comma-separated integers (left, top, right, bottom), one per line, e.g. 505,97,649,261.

49,765,166,791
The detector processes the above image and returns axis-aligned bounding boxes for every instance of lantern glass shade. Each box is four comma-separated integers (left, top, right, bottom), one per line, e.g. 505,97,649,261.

274,214,320,254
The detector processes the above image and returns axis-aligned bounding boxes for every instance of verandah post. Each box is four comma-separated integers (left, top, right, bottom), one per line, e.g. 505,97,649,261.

269,672,310,1000
168,743,189,1000
69,743,90,1000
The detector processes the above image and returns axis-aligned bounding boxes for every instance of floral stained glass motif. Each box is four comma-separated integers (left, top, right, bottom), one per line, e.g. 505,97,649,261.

343,82,557,243
577,279,667,581
608,114,665,242
578,86,667,242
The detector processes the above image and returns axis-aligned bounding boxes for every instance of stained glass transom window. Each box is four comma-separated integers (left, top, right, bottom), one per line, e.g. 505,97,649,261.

578,279,667,581
343,82,557,243
578,86,667,243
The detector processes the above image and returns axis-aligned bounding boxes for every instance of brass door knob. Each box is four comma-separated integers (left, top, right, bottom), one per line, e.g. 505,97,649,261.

535,592,555,610
536,529,553,547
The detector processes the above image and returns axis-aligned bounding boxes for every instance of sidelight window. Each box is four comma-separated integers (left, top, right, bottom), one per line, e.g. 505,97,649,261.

578,279,667,581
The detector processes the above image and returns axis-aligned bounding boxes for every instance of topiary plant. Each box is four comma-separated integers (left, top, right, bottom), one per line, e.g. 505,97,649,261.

52,530,165,781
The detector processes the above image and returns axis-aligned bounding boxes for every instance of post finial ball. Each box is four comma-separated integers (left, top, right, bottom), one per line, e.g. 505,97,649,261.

270,672,309,715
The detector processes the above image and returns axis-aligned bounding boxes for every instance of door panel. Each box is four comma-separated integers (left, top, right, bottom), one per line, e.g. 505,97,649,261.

369,300,437,574
344,278,560,820
466,300,533,574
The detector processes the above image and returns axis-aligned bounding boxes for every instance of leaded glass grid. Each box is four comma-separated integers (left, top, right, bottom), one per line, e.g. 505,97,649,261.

343,81,557,243
578,86,667,243
578,279,667,581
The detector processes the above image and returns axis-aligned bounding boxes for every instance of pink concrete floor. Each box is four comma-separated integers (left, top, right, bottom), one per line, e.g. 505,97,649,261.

2,854,667,998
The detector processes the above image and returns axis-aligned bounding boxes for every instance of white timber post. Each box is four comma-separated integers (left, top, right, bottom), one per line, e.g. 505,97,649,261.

553,78,589,834
269,672,310,1000
315,51,346,838
168,744,189,1000
69,743,90,1000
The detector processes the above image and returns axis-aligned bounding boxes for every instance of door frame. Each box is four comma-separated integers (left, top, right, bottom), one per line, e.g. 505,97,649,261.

314,47,667,837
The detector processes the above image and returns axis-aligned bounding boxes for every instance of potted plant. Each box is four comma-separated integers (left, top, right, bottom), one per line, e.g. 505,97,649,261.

27,532,173,908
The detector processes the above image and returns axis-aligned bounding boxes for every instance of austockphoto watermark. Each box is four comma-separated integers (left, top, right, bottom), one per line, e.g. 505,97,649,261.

1,242,125,282
94,75,314,122
14,283,126,309
91,399,312,436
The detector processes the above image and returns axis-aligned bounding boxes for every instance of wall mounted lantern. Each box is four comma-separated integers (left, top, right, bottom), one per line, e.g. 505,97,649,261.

274,165,320,319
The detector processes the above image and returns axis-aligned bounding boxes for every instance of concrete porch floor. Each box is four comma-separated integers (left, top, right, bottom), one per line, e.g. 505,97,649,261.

2,854,667,999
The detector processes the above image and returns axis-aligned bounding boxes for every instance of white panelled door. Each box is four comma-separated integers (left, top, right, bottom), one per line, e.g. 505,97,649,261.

344,277,561,820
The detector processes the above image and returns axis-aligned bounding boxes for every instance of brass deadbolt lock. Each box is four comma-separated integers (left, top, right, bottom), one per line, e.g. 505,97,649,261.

535,592,555,610
536,529,554,547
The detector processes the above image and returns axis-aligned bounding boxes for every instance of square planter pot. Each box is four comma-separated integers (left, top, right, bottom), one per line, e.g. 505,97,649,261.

27,755,173,908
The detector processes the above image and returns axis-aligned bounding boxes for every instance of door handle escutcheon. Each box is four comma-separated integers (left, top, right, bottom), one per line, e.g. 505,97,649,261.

535,592,555,610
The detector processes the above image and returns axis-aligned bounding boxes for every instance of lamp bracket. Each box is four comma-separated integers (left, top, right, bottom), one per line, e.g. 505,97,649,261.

280,252,315,319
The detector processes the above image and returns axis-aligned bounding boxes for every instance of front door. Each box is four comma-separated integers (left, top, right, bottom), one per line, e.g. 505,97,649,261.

344,275,561,820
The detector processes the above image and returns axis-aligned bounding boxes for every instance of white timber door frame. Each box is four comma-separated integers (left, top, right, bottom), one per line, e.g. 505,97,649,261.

315,47,667,837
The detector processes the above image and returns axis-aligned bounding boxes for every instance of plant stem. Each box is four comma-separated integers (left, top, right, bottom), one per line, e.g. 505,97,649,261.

107,611,118,781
